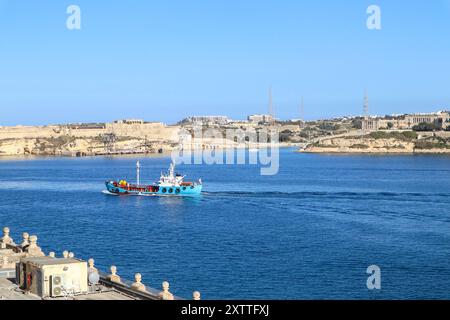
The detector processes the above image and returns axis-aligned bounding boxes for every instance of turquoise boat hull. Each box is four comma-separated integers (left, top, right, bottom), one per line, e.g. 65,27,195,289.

105,181,202,196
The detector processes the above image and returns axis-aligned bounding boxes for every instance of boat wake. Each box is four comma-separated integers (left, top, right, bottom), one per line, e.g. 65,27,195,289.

102,190,119,196
202,190,450,200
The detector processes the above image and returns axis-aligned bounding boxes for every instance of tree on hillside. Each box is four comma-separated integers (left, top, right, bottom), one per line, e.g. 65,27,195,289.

412,122,440,132
351,119,362,129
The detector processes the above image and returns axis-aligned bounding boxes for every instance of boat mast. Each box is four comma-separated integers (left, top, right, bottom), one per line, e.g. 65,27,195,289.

169,162,175,178
136,161,140,186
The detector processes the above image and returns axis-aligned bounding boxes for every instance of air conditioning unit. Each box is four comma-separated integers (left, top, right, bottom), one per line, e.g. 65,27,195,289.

17,257,88,298
51,274,65,297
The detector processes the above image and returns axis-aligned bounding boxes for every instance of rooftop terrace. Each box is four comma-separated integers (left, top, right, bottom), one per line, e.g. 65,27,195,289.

0,227,200,301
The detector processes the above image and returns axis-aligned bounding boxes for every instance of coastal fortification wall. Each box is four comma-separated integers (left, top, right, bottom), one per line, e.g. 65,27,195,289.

0,126,58,139
105,122,180,140
0,123,180,141
0,122,181,156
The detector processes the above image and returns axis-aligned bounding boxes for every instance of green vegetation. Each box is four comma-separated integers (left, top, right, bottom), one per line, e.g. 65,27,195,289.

46,135,76,147
349,144,369,149
386,144,406,150
414,141,450,150
412,122,440,132
433,135,450,144
359,131,450,150
318,122,340,131
279,130,293,142
299,131,309,138
351,119,362,129
367,131,417,141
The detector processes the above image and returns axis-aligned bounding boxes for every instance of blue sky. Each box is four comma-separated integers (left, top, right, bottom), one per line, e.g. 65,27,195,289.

0,0,450,125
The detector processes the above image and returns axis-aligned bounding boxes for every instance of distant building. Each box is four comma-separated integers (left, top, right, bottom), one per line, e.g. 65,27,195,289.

362,117,380,131
289,119,305,123
66,123,106,130
404,112,450,129
247,114,274,124
361,111,450,131
181,116,230,125
114,119,144,125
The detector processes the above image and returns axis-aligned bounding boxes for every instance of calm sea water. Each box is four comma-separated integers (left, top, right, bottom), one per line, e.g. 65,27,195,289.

1,149,450,299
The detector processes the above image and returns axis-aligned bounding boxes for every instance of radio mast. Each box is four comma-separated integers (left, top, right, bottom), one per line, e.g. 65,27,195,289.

364,90,369,119
269,86,274,121
300,96,304,123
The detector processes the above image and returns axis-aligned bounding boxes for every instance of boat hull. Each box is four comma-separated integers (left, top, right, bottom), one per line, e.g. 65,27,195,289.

105,181,202,196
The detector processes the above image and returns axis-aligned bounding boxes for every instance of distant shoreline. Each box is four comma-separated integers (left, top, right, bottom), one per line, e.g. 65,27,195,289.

299,149,450,155
0,144,300,160
300,130,450,155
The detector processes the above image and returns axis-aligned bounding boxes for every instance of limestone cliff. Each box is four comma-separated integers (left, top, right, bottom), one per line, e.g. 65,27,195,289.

0,137,178,156
305,137,415,153
303,131,450,154
0,122,180,156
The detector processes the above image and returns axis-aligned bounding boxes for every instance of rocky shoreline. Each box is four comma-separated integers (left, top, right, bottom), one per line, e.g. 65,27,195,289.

301,131,450,154
0,137,177,157
301,147,450,154
0,136,299,158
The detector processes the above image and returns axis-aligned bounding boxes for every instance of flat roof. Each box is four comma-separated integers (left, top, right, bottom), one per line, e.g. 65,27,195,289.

22,257,85,266
0,277,134,300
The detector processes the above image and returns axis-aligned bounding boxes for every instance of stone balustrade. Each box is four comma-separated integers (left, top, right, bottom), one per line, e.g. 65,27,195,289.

131,273,146,292
21,233,29,247
107,265,121,283
1,227,15,247
159,281,174,300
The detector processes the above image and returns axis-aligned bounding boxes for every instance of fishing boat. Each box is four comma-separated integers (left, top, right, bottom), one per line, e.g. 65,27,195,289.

105,161,202,196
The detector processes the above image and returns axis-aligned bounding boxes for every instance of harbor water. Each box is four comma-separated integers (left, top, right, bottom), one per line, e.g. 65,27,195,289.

1,149,450,299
